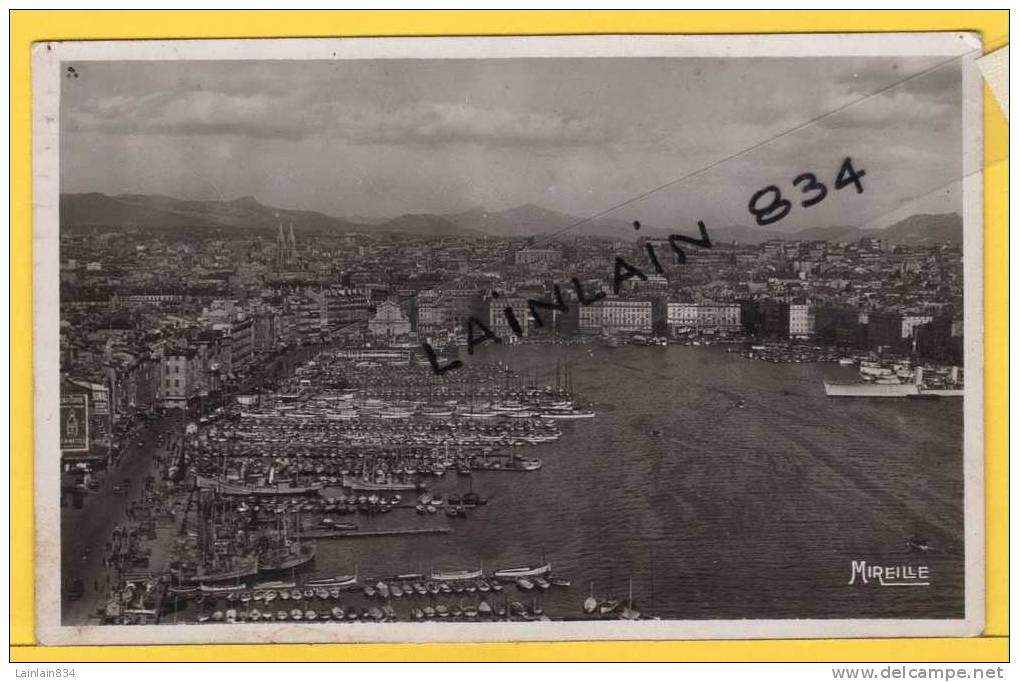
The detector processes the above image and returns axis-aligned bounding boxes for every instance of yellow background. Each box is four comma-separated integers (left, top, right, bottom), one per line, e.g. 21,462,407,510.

9,9,1008,662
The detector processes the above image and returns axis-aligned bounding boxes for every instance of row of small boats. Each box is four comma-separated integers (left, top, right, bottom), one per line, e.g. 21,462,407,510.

195,598,557,624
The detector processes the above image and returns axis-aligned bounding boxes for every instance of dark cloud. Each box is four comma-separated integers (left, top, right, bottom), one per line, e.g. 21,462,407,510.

60,55,965,227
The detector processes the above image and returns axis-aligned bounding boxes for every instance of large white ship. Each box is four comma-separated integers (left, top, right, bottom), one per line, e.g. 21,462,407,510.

825,363,963,397
823,381,919,397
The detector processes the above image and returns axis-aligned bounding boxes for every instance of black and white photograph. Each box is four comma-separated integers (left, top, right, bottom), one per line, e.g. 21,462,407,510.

32,33,984,644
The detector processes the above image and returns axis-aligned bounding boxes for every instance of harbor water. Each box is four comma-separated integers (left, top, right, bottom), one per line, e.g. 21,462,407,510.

287,344,965,621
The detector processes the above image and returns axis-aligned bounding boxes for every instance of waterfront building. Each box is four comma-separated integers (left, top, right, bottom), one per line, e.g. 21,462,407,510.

788,303,815,339
477,293,530,340
580,298,652,335
666,302,699,333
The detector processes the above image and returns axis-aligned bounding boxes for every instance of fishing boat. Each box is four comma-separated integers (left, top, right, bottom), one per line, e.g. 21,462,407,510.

306,574,358,589
515,577,535,591
533,576,551,591
341,475,421,491
551,576,572,588
195,555,259,583
459,410,498,419
258,540,316,573
906,536,932,552
619,578,641,620
538,410,595,420
254,580,296,590
431,566,484,582
598,599,620,615
198,582,244,595
494,562,551,579
583,582,597,614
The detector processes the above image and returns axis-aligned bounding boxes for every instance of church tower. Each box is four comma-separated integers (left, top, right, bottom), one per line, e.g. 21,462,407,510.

276,222,288,269
287,223,297,265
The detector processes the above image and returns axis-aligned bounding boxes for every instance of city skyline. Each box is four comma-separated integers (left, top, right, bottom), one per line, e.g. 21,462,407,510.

61,56,964,232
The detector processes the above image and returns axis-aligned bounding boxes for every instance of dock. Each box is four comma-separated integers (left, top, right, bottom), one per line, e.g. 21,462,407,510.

302,527,451,539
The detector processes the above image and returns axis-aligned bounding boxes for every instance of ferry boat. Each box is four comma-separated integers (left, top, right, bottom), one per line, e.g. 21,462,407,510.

196,475,324,497
823,381,918,397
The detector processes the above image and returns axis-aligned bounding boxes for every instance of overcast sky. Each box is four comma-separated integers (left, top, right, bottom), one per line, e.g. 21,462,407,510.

60,56,964,231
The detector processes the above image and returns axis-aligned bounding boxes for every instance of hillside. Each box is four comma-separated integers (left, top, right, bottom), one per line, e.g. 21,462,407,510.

60,193,962,245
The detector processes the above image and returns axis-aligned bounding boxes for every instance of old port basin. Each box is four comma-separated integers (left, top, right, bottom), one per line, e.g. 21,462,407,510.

86,348,644,626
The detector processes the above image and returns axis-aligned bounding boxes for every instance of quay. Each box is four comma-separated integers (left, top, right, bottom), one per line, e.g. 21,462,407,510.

301,527,451,539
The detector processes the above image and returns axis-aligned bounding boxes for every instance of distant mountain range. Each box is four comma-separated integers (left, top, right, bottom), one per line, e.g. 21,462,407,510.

60,192,962,245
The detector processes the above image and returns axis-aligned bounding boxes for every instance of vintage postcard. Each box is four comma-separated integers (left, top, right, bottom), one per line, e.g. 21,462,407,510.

32,32,984,645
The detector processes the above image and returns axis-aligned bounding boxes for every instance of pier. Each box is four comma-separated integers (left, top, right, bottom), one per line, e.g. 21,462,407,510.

301,527,451,539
